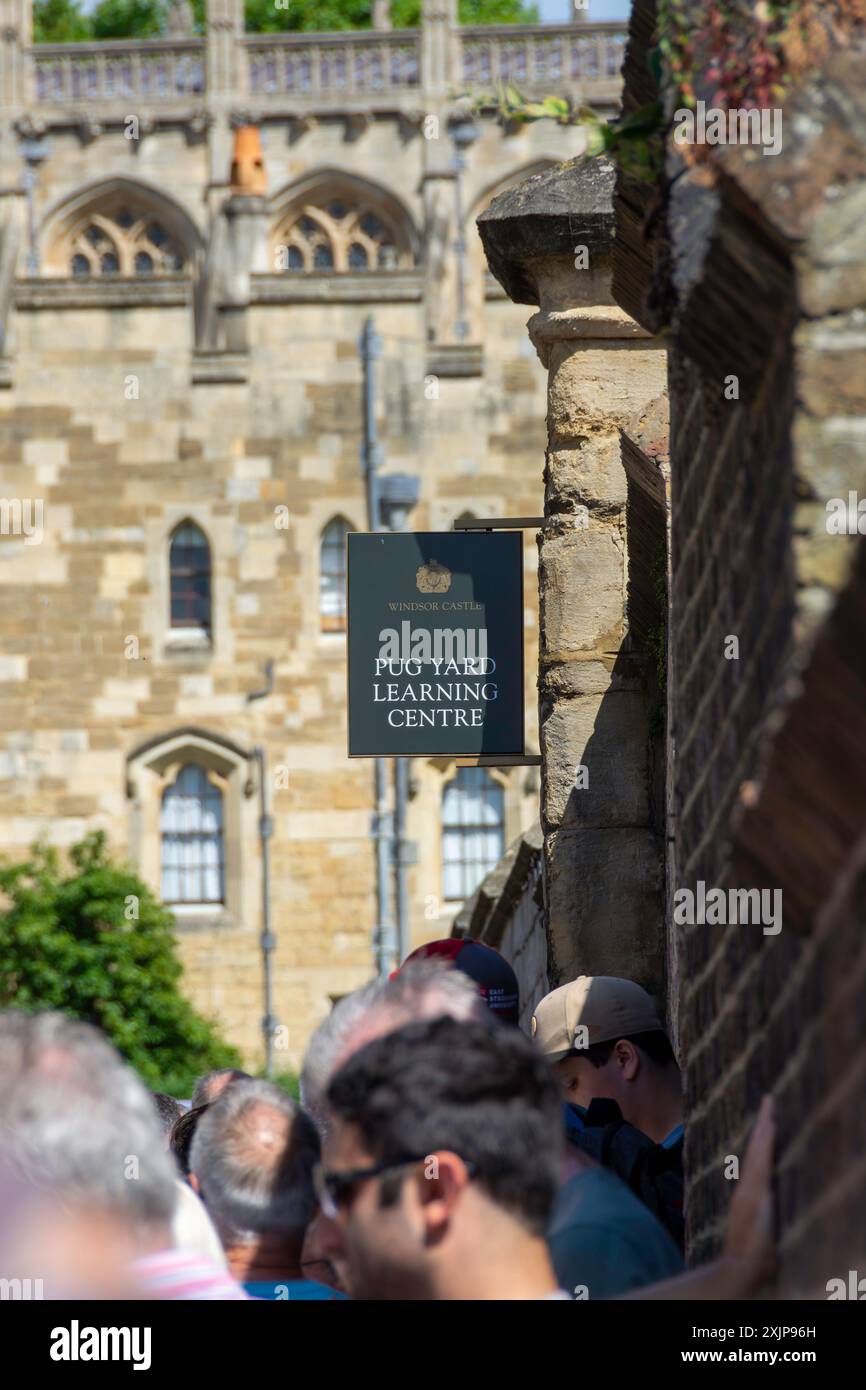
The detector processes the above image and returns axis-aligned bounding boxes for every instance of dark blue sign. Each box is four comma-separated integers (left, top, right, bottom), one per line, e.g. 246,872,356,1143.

347,531,524,757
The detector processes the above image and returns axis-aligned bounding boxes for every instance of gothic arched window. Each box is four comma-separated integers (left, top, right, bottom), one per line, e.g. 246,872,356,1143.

169,521,212,632
63,205,187,277
160,764,225,904
442,767,505,900
320,517,352,632
274,191,411,274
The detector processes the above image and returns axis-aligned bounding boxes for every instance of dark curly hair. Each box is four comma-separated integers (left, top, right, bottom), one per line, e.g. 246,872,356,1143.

327,1015,562,1236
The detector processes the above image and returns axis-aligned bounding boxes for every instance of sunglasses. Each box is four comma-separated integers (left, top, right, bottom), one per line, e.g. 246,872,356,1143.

313,1153,478,1220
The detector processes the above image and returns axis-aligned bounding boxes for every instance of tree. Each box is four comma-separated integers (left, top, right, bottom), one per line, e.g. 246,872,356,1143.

90,0,167,40
32,0,539,41
0,831,242,1097
33,0,91,43
243,0,539,35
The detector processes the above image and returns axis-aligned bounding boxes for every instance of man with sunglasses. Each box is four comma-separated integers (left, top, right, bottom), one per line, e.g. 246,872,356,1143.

320,1014,569,1300
321,1015,777,1301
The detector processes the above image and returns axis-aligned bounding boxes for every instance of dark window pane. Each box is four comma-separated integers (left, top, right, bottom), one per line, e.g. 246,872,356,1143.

135,251,154,274
359,212,384,238
313,242,334,269
348,242,368,270
147,222,168,247
169,522,211,629
71,254,90,277
100,252,119,273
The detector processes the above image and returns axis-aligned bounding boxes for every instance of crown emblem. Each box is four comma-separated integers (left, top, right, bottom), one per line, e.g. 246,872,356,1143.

416,560,452,594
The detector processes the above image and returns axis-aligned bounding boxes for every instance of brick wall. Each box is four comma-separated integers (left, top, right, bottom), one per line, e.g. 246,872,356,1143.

617,13,866,1287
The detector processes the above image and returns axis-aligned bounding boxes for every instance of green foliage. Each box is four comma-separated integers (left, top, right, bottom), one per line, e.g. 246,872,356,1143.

33,0,91,42
455,0,538,21
0,831,242,1097
90,0,166,40
485,86,666,185
243,0,537,34
33,0,538,41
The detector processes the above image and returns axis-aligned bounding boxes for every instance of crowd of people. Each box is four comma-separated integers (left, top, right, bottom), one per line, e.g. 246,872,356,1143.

0,939,775,1300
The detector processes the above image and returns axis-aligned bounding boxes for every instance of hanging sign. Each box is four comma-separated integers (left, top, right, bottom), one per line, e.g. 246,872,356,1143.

347,531,524,758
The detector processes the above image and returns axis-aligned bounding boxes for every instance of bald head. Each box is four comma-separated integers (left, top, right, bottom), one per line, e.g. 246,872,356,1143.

190,1068,252,1109
189,1080,319,1246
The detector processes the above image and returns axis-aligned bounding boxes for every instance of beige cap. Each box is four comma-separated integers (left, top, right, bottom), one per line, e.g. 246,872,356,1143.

531,976,663,1062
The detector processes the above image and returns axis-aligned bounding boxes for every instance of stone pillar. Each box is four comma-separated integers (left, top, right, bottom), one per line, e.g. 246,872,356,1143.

372,0,392,30
478,158,668,997
206,0,247,196
419,0,475,366
420,0,459,98
220,193,268,352
0,0,32,113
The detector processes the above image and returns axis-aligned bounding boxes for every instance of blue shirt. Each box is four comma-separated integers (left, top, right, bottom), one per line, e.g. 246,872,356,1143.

549,1166,683,1300
244,1279,346,1300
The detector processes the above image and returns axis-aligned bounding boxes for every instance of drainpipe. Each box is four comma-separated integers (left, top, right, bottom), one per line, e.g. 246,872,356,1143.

247,660,276,1076
359,317,397,978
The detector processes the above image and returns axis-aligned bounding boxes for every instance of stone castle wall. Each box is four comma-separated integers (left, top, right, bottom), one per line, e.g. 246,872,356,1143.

0,3,627,1069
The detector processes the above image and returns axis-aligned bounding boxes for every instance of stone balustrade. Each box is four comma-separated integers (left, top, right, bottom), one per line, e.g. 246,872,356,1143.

245,31,421,101
20,21,626,112
459,22,626,90
33,39,206,106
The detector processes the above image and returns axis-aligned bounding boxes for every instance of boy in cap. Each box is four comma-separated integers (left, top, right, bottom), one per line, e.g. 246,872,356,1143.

532,975,683,1146
532,976,684,1250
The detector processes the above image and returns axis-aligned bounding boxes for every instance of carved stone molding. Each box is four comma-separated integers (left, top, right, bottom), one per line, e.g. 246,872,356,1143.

230,108,263,130
344,112,372,141
77,115,103,144
14,114,48,140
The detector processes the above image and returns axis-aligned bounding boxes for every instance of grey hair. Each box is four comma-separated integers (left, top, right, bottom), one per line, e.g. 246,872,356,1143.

189,1079,319,1245
300,959,485,1136
0,1010,177,1230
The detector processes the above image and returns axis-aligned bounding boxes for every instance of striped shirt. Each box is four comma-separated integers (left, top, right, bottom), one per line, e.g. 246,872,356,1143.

132,1249,250,1300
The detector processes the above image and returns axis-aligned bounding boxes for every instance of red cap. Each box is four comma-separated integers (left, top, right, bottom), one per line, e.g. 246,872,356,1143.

397,938,520,1025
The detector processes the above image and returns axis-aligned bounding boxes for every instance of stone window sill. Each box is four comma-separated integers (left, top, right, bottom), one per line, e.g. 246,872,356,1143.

170,903,238,932
165,627,212,656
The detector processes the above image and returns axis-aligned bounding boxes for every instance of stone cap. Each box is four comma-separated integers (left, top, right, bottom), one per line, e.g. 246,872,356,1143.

477,156,616,306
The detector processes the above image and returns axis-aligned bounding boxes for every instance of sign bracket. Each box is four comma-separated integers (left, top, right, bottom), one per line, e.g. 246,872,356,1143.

455,754,541,767
453,517,544,531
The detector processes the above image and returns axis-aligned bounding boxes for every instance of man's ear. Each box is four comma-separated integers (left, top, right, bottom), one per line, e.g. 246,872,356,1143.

414,1152,472,1243
614,1039,640,1080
